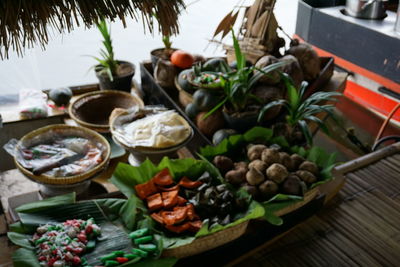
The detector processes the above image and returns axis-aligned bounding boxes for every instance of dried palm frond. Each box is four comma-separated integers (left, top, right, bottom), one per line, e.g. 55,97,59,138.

0,0,185,58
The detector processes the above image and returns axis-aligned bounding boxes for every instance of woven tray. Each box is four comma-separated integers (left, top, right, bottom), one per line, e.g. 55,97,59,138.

162,220,249,258
15,124,111,185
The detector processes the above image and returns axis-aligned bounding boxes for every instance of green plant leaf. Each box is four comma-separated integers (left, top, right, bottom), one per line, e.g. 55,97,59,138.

306,115,329,135
7,232,34,250
231,28,245,70
298,119,313,145
249,61,286,89
258,99,288,122
243,127,273,143
12,248,39,267
110,157,265,250
16,192,75,213
281,73,300,111
203,97,227,119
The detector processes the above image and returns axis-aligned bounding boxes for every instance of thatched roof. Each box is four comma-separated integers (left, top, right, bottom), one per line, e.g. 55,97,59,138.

0,0,185,58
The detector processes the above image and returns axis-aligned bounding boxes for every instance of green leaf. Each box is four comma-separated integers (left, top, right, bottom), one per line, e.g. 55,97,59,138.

249,61,286,89
12,248,39,267
270,136,290,148
298,119,313,145
110,157,265,250
231,28,245,70
258,99,288,122
306,115,329,135
7,232,34,250
244,127,273,143
203,97,227,119
129,257,178,267
281,73,300,110
16,192,75,213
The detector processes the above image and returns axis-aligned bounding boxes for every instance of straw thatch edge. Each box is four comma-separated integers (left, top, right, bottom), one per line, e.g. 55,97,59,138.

0,0,186,58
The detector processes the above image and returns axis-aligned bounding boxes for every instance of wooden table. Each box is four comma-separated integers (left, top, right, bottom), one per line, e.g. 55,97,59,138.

0,73,353,265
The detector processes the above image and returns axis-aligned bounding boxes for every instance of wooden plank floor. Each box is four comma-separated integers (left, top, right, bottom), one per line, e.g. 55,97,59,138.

233,152,400,266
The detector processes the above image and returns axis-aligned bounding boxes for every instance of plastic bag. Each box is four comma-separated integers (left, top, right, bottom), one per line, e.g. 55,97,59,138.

19,89,48,119
111,106,192,149
4,135,104,177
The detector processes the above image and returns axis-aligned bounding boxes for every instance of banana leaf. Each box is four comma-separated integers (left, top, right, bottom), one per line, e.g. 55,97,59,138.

110,157,265,250
199,126,337,224
8,193,177,267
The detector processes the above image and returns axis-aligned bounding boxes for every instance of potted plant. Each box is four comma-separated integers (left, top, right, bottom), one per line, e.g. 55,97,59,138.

202,29,286,132
93,19,135,92
150,35,177,69
258,74,342,145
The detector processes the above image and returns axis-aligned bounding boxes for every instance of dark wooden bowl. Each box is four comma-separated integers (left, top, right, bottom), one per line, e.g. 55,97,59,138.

69,90,144,133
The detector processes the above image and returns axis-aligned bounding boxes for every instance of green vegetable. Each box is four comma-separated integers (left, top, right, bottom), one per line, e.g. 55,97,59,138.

105,260,119,267
134,235,153,245
138,244,157,252
129,228,150,239
132,248,148,258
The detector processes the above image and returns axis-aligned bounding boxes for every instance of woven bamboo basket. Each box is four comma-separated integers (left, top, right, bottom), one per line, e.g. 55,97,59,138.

160,177,319,259
14,124,111,185
274,186,319,217
162,220,249,258
69,90,144,133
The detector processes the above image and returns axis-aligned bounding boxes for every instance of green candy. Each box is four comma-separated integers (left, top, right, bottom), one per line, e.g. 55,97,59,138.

100,254,115,262
132,248,148,258
129,228,149,239
124,254,140,260
34,237,47,245
134,235,153,245
86,240,96,251
138,244,157,252
113,251,125,257
100,251,126,262
105,260,119,267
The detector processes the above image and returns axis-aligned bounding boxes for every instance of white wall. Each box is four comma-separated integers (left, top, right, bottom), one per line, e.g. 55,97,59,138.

0,0,298,95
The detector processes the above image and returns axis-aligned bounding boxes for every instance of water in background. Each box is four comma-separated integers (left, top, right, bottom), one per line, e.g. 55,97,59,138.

0,0,297,95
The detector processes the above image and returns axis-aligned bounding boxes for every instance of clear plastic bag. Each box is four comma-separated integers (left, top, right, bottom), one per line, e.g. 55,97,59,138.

4,135,104,177
19,89,48,119
111,106,192,149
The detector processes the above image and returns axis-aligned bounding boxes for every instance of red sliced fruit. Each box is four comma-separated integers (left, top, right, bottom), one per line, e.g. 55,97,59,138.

151,212,164,224
135,180,157,200
178,177,202,189
177,196,187,206
157,184,180,192
147,193,164,211
161,207,188,225
161,190,179,209
165,223,190,234
152,168,174,186
185,204,196,220
187,220,202,232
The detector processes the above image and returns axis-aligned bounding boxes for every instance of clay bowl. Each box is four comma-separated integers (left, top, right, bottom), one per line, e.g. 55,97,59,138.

69,90,144,133
109,108,193,166
14,124,111,195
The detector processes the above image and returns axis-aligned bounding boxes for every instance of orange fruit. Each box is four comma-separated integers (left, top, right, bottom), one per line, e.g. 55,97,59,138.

170,50,194,69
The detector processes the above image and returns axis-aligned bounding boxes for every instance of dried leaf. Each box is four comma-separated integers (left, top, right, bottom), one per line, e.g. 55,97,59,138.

221,11,239,39
213,11,233,38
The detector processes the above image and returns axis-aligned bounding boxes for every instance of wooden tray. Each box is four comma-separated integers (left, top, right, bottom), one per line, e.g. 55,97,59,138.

140,57,334,145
